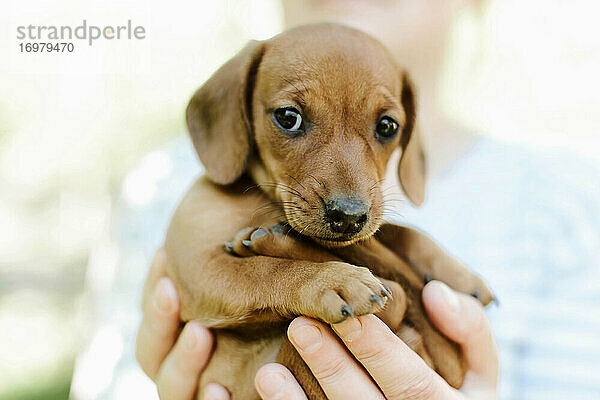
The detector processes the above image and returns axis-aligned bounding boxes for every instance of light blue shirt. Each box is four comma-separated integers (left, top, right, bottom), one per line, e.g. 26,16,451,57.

401,138,600,399
70,136,600,400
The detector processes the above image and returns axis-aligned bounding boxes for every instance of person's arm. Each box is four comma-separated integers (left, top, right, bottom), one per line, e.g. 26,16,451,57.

135,249,230,400
254,281,498,400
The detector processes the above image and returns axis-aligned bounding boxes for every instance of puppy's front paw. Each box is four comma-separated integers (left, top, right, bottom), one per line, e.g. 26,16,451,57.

225,224,331,261
224,226,266,257
298,261,391,324
224,224,291,257
468,275,498,306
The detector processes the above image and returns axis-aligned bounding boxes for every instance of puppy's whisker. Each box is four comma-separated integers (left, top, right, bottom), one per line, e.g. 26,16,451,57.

306,174,327,207
242,184,263,195
382,198,405,204
252,199,307,222
368,178,386,193
281,76,307,106
257,181,296,193
257,182,308,203
286,174,307,191
253,201,290,213
291,68,310,99
283,206,309,218
281,76,305,100
277,183,306,199
252,205,282,220
383,197,405,203
381,192,402,198
382,211,405,221
283,216,306,240
282,209,305,217
380,184,401,195
308,174,327,193
297,221,313,237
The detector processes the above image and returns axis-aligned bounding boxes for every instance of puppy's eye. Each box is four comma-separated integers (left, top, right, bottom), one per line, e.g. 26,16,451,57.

375,116,399,143
273,107,304,135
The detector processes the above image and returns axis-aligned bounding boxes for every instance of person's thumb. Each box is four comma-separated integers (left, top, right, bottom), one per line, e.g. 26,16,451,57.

422,281,498,391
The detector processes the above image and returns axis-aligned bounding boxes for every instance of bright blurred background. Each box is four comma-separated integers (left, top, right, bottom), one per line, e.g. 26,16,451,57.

1,0,599,399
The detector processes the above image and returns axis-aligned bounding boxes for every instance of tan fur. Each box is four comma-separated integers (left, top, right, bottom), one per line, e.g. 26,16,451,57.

164,24,493,399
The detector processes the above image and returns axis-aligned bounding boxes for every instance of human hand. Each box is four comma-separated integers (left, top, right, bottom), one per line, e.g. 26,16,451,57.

254,281,498,399
135,248,231,400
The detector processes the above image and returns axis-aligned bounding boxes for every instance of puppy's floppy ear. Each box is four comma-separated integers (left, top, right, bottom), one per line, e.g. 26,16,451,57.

186,41,265,184
398,73,426,206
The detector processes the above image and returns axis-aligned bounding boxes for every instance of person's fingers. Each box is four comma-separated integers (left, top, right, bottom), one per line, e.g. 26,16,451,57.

142,248,168,311
331,314,457,400
254,363,308,400
201,383,231,400
136,277,181,380
156,321,218,400
287,317,385,399
422,281,498,391
202,383,231,400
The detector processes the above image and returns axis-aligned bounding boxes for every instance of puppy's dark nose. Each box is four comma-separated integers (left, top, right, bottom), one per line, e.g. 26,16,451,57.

325,197,369,234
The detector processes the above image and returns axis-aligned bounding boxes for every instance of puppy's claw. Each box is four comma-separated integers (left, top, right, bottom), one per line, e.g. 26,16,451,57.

341,305,354,319
471,289,480,300
241,240,252,248
380,282,393,300
491,294,500,306
250,229,268,240
237,227,252,236
424,273,433,284
224,241,234,254
268,224,284,234
369,294,384,307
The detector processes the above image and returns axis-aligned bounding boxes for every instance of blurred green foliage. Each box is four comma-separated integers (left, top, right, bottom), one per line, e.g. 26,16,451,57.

0,364,71,400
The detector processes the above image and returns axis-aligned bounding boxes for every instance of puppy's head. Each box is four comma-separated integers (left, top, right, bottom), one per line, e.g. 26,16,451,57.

187,23,425,246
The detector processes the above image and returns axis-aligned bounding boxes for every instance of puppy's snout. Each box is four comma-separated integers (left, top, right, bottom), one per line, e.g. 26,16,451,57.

324,197,369,235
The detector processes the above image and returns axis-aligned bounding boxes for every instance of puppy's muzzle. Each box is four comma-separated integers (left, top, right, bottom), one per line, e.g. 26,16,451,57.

324,196,369,235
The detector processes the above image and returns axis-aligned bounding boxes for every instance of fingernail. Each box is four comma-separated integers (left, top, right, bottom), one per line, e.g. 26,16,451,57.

203,383,230,400
289,320,322,354
256,372,286,399
182,322,201,352
332,317,362,342
437,281,460,314
153,278,176,314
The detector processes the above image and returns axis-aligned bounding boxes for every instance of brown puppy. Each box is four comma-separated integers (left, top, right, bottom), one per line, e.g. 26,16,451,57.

164,23,493,399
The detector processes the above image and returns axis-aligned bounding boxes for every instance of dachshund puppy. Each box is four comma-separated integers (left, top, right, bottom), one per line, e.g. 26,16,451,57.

164,23,493,399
